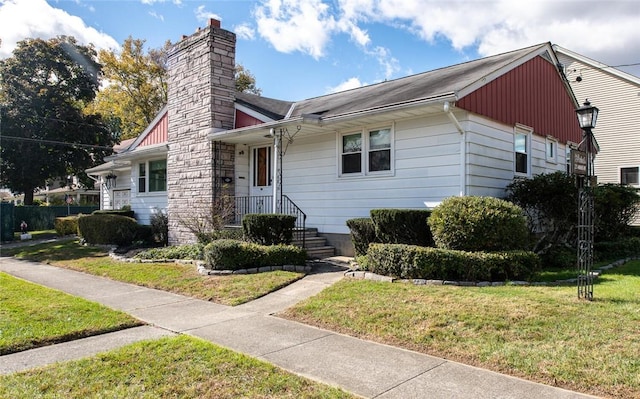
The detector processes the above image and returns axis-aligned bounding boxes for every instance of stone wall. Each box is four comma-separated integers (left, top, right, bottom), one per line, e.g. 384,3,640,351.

167,19,236,244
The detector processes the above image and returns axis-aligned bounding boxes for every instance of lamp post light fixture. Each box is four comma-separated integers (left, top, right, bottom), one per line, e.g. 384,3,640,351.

575,99,599,301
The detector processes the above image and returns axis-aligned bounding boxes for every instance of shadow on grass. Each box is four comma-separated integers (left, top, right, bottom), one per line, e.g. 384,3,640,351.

1,239,108,262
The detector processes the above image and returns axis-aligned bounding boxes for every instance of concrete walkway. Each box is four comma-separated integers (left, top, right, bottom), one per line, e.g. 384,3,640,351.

0,256,598,398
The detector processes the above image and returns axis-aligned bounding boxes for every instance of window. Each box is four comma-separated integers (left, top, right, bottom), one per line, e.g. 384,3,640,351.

138,163,146,193
149,160,167,192
340,127,392,176
546,137,557,163
368,128,391,172
621,167,639,185
138,159,167,193
514,127,531,175
253,146,272,187
342,133,362,174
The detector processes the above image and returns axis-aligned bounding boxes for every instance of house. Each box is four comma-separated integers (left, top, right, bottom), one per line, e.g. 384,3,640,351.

88,19,585,256
554,45,640,223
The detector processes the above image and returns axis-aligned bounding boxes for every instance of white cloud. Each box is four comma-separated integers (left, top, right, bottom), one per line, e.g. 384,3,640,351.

194,5,222,24
255,0,336,59
327,76,364,93
141,0,182,5
234,23,255,40
149,10,164,22
0,0,119,59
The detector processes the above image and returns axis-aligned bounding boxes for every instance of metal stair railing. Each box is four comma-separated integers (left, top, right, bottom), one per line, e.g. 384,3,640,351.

233,195,307,248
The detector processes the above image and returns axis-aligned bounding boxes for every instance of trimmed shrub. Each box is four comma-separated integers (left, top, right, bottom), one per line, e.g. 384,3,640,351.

135,244,205,261
202,239,306,270
263,244,307,266
77,214,138,246
428,196,528,252
92,209,135,218
196,228,244,244
242,214,296,245
54,216,78,236
370,209,433,246
593,184,640,241
346,218,377,257
135,224,154,245
595,237,640,261
367,243,539,281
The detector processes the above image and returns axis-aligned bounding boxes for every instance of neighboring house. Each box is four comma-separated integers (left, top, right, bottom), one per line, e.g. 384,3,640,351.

89,19,585,255
555,45,640,223
85,117,168,225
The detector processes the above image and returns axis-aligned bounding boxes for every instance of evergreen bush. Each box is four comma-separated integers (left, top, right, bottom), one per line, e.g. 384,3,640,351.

428,196,528,252
242,214,296,245
77,214,138,246
203,239,306,270
346,218,377,256
370,209,433,246
54,216,78,236
367,243,539,281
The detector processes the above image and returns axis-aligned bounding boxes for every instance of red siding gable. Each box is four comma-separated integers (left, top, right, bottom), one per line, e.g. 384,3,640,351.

139,112,168,147
235,110,264,128
457,56,582,144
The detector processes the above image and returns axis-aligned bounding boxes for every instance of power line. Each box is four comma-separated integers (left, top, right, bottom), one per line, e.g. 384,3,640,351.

0,135,115,151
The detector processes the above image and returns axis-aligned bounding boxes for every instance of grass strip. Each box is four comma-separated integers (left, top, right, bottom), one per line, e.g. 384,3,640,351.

0,335,355,398
281,261,640,399
3,240,305,306
0,272,142,355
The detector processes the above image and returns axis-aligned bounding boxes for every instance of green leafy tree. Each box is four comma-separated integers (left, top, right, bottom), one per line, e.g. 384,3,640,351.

0,36,115,205
86,37,170,140
235,64,261,95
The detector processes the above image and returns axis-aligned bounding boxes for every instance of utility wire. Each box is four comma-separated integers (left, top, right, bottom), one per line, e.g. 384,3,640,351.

0,135,115,151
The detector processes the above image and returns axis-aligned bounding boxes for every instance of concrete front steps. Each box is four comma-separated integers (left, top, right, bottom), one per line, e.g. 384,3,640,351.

292,228,335,259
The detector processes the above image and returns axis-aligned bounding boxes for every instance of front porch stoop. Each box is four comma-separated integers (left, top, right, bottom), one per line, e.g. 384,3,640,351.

292,228,335,259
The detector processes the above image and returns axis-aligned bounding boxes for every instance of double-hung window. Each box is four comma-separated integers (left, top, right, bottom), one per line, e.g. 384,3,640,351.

340,127,392,176
514,126,531,176
138,159,167,193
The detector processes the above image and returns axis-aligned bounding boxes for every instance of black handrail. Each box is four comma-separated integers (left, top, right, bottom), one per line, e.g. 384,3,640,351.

233,195,307,248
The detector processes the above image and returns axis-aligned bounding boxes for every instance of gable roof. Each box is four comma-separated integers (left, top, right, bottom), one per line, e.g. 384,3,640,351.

216,42,575,143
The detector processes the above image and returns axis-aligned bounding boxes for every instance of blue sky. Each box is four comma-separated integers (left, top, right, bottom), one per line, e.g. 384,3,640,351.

1,0,639,101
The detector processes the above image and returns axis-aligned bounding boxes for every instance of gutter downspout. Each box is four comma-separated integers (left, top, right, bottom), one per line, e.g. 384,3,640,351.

270,128,280,214
444,101,467,196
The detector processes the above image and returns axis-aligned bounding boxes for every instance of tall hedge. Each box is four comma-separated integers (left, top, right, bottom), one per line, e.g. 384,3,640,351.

242,214,296,245
428,196,528,252
346,218,377,257
370,209,433,247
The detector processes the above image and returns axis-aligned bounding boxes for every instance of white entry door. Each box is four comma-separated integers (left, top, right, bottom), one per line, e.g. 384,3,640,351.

250,146,272,198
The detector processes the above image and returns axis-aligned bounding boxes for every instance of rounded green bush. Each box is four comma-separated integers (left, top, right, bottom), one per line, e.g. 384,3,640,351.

428,196,529,252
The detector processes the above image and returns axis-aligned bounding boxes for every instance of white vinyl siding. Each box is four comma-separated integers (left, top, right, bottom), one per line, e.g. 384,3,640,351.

131,157,167,224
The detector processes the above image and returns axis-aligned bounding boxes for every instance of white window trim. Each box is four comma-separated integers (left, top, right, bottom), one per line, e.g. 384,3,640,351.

136,158,167,195
337,124,395,178
545,136,557,164
514,124,532,177
620,166,640,187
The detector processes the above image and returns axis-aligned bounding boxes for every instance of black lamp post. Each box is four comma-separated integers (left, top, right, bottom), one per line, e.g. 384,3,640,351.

575,99,599,300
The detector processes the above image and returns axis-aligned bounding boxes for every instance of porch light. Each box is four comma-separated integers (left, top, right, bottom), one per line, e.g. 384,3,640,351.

575,99,598,130
105,172,117,189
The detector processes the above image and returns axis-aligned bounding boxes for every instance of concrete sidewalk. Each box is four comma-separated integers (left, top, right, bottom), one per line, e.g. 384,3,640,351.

0,257,597,398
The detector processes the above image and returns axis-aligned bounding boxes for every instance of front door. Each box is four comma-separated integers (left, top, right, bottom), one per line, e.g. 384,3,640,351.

250,146,272,198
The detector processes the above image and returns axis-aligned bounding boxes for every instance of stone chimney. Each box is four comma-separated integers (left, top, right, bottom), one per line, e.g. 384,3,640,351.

166,19,236,244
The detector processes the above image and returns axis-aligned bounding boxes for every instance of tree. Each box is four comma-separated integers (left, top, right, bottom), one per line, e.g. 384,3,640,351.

0,36,115,205
235,64,261,95
86,37,169,140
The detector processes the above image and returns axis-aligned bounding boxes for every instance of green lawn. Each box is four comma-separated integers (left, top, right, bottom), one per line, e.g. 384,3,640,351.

0,335,355,399
0,272,141,355
281,260,640,399
2,239,305,306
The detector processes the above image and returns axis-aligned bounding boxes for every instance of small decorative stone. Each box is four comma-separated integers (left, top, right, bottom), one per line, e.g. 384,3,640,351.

258,266,272,273
426,280,444,285
246,268,258,274
283,265,296,271
476,282,491,287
